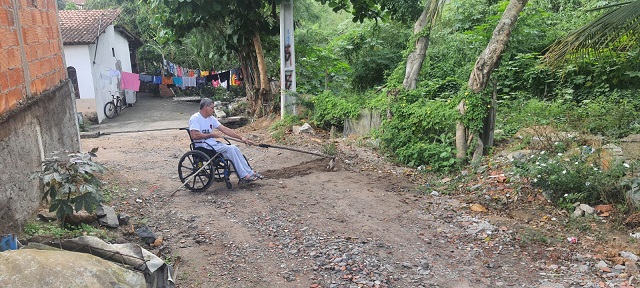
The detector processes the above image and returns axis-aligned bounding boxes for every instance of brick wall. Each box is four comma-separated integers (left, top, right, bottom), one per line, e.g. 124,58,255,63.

0,0,66,115
0,0,79,234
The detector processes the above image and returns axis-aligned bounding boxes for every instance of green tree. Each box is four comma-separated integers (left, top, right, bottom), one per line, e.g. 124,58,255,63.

544,1,640,65
456,0,529,162
144,0,282,116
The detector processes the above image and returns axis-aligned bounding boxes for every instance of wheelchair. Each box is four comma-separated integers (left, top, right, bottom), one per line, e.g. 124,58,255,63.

177,128,250,192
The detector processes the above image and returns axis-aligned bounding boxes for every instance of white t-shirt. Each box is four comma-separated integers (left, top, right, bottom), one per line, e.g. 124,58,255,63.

189,112,221,149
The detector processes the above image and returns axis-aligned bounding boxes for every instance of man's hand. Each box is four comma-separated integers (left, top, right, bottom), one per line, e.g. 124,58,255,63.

241,137,255,146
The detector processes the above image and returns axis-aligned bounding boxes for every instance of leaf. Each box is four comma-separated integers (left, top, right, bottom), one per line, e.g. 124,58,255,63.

49,200,61,212
49,185,58,201
74,193,98,213
56,202,75,221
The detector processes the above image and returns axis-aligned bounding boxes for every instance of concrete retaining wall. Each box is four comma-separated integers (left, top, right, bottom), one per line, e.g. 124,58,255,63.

343,109,383,137
0,82,80,233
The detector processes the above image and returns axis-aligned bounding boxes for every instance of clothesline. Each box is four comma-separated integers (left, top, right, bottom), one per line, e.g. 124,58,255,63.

160,59,243,87
116,66,243,92
96,59,244,92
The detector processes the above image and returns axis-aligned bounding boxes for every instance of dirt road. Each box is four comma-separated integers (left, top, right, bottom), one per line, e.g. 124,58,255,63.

80,119,634,288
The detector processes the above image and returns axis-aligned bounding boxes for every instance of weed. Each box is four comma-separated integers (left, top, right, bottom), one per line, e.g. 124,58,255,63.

23,220,109,239
518,227,550,245
323,143,337,156
270,129,286,143
565,217,593,232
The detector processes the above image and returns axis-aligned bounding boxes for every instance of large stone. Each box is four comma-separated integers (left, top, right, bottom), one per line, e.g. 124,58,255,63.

0,249,146,287
96,204,120,228
620,134,640,160
214,108,227,119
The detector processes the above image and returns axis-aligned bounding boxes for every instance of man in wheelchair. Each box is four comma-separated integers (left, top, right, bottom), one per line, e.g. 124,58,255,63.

189,98,264,183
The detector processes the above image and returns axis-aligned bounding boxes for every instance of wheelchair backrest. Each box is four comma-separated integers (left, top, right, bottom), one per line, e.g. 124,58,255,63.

180,127,216,151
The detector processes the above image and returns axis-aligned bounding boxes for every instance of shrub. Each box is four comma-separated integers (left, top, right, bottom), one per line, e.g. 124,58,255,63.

569,97,640,139
309,90,361,129
35,151,105,227
269,114,304,143
379,97,458,171
514,147,630,210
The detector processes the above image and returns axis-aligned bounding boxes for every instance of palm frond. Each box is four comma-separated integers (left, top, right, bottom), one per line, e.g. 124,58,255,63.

543,0,640,66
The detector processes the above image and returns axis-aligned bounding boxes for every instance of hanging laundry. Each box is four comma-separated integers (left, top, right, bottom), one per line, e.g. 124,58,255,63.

121,71,140,91
172,77,184,89
153,76,162,84
212,79,220,87
229,68,238,86
99,68,113,85
231,74,241,86
162,77,173,85
200,70,209,77
205,74,215,84
139,74,153,83
109,69,121,78
237,68,244,82
196,77,206,86
177,66,183,77
219,70,230,84
183,77,196,87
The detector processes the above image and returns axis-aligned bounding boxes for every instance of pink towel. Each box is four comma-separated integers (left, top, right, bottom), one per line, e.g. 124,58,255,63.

121,71,140,91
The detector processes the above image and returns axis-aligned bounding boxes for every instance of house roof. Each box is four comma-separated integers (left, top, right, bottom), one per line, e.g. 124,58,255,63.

59,9,121,45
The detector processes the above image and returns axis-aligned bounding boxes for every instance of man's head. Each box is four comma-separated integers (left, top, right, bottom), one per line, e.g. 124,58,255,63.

199,98,215,117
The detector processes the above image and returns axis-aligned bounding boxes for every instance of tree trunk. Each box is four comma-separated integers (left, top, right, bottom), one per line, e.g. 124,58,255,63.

456,0,528,161
402,1,443,90
468,0,529,93
253,31,270,117
402,10,431,90
455,100,467,159
238,48,257,104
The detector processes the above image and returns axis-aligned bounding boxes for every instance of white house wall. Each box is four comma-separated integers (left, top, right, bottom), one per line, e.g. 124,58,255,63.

63,45,96,118
76,25,134,123
113,27,136,105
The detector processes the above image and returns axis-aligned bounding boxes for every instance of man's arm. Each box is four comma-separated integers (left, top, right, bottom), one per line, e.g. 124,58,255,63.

217,125,254,145
189,129,223,141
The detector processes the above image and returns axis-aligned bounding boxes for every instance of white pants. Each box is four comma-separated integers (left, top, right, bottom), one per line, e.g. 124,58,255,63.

207,143,252,178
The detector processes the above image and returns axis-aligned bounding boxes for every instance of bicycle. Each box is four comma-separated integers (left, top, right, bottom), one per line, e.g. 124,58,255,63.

104,92,125,119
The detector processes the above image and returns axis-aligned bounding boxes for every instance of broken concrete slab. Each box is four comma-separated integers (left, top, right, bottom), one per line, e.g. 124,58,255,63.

0,249,146,287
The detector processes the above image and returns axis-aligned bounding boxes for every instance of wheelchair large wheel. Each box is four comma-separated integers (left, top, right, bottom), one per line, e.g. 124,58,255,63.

178,150,214,192
211,158,233,189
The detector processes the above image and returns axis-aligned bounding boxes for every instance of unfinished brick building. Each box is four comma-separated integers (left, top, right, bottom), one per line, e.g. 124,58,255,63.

0,0,80,233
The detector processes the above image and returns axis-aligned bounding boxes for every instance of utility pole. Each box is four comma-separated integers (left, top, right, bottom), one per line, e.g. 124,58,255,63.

279,0,296,118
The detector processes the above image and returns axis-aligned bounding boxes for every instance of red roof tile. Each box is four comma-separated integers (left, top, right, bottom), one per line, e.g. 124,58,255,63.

59,9,121,45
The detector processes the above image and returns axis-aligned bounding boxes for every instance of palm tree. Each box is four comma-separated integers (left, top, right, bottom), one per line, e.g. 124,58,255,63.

543,1,640,65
